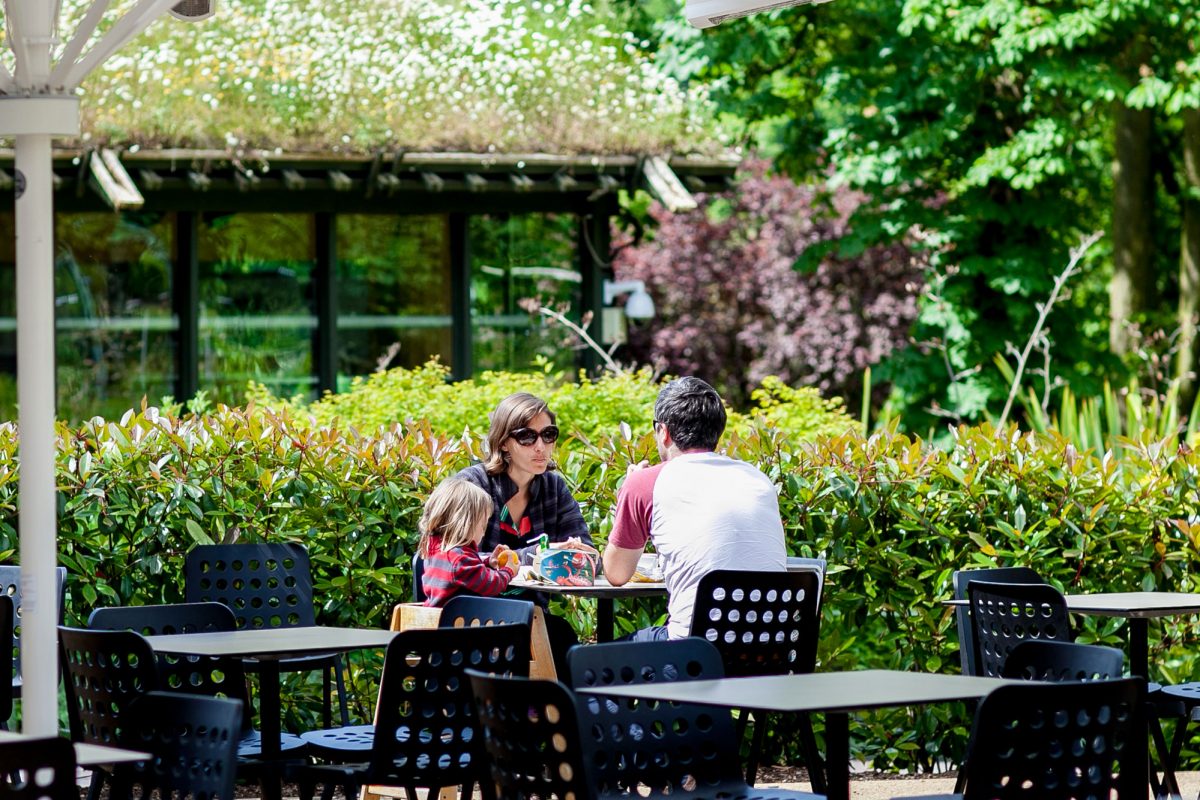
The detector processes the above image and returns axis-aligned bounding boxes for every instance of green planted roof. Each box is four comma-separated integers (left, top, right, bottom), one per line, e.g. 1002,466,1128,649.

52,0,724,155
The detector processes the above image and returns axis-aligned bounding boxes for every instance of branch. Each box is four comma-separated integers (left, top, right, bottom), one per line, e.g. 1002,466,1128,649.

996,231,1102,428
536,306,626,374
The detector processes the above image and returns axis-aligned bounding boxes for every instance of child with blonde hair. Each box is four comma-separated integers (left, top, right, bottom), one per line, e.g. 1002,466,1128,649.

420,477,518,607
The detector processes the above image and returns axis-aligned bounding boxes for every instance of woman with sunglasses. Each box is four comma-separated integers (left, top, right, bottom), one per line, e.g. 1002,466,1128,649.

458,392,594,670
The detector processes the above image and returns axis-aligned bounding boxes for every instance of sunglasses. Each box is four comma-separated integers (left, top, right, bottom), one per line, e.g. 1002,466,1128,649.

509,425,559,446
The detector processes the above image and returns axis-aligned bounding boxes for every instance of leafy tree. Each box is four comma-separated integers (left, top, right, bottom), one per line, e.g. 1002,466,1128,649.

613,163,924,407
647,0,1200,430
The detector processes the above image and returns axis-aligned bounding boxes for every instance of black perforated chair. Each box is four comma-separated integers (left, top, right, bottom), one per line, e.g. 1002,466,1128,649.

1000,640,1125,682
298,623,532,800
0,736,78,800
59,626,158,748
565,636,722,690
689,569,823,789
59,625,160,800
87,602,307,762
301,596,536,764
185,543,349,728
951,566,1043,676
412,553,427,603
967,580,1071,678
438,595,534,629
894,679,1147,800
470,671,823,800
0,565,67,702
0,596,13,727
111,691,243,800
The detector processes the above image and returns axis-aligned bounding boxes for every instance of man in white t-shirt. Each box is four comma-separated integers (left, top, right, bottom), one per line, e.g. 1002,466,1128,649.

602,376,786,640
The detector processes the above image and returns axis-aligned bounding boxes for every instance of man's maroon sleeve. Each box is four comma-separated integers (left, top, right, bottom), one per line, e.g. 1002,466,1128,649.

608,464,662,550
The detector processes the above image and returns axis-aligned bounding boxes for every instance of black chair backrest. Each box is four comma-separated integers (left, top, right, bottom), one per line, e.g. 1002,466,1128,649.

0,566,67,677
468,672,591,800
1001,640,1125,682
689,569,821,676
438,595,534,629
59,625,158,746
370,623,532,788
88,603,251,731
0,596,12,723
952,566,1043,675
185,543,317,629
962,678,1146,800
0,736,78,800
565,636,724,689
112,691,242,800
567,638,748,795
968,580,1071,678
412,553,427,603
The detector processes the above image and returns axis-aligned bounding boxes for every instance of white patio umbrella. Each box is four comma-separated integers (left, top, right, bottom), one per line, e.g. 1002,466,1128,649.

0,0,212,735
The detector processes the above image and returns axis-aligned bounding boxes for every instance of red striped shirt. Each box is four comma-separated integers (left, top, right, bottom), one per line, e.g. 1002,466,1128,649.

422,542,516,607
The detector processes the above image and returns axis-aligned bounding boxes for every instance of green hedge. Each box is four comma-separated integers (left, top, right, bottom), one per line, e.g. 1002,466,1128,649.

5,369,1200,768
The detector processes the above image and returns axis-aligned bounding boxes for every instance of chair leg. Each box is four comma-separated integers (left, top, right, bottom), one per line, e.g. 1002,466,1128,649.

953,762,968,794
323,664,333,730
85,770,105,800
796,711,827,795
745,711,768,786
333,654,350,727
1160,712,1188,799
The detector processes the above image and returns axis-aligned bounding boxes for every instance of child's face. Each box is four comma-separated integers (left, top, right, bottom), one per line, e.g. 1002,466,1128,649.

471,515,487,545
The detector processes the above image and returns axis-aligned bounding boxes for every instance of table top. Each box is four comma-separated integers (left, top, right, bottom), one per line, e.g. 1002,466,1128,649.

0,732,150,766
579,669,1021,713
944,591,1200,618
144,625,397,659
1062,592,1200,618
509,576,667,598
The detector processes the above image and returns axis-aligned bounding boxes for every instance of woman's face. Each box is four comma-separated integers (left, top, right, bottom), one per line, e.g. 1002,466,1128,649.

502,411,555,477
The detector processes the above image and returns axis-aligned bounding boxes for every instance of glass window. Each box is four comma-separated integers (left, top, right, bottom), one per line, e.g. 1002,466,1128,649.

336,214,451,387
198,213,315,404
469,214,582,372
51,212,176,423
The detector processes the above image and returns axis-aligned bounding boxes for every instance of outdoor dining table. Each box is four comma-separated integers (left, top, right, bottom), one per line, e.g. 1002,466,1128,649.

509,554,822,642
580,669,1025,800
144,626,397,800
0,730,150,766
946,591,1200,679
508,576,667,642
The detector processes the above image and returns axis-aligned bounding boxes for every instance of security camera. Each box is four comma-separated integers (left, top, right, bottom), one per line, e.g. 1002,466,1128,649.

686,0,835,28
169,0,216,21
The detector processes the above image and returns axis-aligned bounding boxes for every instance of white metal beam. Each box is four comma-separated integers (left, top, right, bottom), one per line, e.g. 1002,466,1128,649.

6,2,35,87
49,0,112,90
61,0,179,90
0,61,15,94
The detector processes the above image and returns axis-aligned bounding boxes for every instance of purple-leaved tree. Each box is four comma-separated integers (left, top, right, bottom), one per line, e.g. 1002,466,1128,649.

613,162,926,407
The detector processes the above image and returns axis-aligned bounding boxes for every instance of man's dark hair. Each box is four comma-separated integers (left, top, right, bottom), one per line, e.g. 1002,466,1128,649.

654,376,726,451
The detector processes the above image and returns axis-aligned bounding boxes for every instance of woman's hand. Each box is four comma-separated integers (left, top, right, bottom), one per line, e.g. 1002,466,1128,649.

557,536,599,555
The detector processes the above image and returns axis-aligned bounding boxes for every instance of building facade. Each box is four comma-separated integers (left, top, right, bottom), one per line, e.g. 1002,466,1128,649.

0,148,734,421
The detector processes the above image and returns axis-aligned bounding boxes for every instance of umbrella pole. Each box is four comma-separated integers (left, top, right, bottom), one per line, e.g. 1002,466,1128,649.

11,0,64,736
15,129,59,737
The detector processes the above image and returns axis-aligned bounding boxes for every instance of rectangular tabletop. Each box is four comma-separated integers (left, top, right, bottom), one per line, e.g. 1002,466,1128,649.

1061,592,1200,618
144,626,397,660
509,576,667,599
943,591,1200,618
579,669,1018,713
0,732,150,766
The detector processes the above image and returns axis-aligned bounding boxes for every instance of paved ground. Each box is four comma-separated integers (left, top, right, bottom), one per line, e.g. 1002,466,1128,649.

757,772,1200,799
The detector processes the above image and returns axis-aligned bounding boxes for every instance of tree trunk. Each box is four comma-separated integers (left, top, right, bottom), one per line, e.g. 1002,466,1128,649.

1177,108,1200,407
1109,102,1155,355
